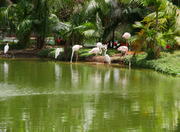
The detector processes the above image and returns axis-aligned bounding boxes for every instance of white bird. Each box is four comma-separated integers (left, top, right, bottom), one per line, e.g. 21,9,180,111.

4,43,9,54
89,47,101,56
122,32,131,40
96,42,103,49
55,48,62,59
117,46,128,55
103,45,111,64
104,54,111,64
102,45,107,55
70,45,83,63
96,42,103,54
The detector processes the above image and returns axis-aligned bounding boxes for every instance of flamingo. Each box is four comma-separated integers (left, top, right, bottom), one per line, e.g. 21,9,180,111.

4,43,9,54
117,46,128,55
55,48,62,59
118,46,131,68
96,42,103,49
122,32,131,68
104,54,111,64
89,47,101,56
70,45,83,63
122,32,131,40
103,45,111,64
101,45,107,55
96,42,103,54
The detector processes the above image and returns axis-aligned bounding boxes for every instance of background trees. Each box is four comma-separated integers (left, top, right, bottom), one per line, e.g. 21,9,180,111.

0,0,179,59
131,0,179,59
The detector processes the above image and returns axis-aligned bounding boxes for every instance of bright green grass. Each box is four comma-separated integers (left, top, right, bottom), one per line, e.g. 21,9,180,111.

126,51,180,76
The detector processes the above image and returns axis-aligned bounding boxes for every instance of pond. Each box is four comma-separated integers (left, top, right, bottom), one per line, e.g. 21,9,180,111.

0,59,180,132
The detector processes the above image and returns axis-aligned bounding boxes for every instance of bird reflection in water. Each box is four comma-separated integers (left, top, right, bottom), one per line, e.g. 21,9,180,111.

3,62,9,81
70,64,80,87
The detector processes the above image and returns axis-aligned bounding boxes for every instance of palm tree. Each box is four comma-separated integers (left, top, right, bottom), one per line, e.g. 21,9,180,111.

0,0,76,48
132,0,178,59
83,0,147,43
130,0,170,30
31,0,84,49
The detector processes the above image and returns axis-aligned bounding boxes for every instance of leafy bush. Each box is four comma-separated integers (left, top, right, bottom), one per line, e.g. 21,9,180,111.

107,49,119,56
48,50,56,58
75,48,92,60
132,1,179,59
37,48,55,57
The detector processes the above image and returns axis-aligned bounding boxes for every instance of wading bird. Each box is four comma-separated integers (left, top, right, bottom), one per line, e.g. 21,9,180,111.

70,45,83,63
104,54,111,64
96,42,103,54
96,42,103,49
4,43,9,54
102,45,108,55
55,48,63,59
117,46,128,55
122,32,131,40
103,45,111,64
89,47,101,56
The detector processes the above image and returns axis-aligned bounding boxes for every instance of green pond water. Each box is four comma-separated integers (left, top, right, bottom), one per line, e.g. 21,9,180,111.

0,60,180,132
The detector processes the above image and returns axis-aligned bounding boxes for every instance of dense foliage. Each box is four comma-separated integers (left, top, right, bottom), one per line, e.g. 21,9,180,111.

0,0,179,59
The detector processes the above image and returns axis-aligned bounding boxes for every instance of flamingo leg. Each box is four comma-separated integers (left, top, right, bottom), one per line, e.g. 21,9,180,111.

129,57,131,69
76,52,78,62
70,50,74,63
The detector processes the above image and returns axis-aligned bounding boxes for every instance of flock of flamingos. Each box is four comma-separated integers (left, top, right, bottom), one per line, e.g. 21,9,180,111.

3,32,131,64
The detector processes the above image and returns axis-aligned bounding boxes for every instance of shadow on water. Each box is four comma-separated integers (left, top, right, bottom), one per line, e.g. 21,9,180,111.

0,60,180,132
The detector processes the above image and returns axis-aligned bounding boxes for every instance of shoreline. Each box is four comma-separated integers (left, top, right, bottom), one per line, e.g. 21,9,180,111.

0,49,180,77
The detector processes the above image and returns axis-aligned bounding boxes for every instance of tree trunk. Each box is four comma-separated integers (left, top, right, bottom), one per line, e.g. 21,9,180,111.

36,0,47,49
36,36,45,49
72,31,74,46
18,32,31,48
64,39,71,61
112,28,115,44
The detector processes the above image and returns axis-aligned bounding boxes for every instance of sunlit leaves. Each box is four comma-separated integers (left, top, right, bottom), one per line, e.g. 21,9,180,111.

85,0,98,13
17,19,32,37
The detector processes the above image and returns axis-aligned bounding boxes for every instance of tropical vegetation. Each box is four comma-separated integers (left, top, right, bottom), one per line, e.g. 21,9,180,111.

0,0,179,74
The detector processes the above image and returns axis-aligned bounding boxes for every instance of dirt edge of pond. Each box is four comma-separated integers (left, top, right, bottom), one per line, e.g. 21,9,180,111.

1,49,179,77
0,48,127,64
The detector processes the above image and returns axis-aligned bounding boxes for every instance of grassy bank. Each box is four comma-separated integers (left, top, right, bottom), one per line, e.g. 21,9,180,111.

125,51,180,76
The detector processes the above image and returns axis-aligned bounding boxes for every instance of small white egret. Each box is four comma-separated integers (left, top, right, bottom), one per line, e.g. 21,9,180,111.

4,43,9,54
70,45,83,63
117,46,128,55
89,47,101,56
55,48,62,59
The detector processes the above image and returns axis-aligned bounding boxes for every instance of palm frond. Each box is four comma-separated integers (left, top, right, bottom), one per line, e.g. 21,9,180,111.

85,0,98,13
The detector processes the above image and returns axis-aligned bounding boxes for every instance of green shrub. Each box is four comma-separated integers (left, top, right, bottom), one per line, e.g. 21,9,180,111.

37,48,55,57
48,50,56,58
107,49,119,56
